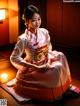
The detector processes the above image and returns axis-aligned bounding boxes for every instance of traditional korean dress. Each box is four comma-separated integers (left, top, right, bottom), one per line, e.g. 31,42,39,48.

10,28,71,100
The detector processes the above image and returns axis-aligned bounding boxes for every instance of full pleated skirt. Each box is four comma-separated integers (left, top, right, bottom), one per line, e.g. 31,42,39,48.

14,51,71,100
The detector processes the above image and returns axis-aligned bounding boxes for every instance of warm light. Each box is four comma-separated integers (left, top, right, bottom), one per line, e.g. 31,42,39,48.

0,73,9,83
1,73,8,79
0,9,6,21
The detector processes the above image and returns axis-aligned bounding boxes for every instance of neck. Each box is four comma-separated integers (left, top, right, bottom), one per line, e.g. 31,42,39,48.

28,27,37,35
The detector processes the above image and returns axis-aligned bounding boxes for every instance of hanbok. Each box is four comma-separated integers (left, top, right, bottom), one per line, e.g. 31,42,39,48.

10,28,71,100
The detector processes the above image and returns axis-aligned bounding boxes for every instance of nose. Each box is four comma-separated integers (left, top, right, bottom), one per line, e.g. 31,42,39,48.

36,20,39,24
35,21,39,27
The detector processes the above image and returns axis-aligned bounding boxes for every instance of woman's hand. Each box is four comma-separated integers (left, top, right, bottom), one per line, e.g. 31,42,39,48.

38,64,47,69
19,63,50,73
34,64,48,72
19,66,29,73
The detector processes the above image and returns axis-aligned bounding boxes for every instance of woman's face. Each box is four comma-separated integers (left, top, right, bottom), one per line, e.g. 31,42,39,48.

26,13,41,30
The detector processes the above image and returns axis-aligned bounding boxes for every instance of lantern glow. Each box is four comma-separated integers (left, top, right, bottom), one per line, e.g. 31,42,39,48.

0,73,9,83
0,9,6,21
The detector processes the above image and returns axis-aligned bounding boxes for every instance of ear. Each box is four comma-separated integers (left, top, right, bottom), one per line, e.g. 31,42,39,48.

24,20,29,27
25,22,28,27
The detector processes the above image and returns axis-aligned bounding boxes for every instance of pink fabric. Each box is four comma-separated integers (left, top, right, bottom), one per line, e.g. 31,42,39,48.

9,28,71,100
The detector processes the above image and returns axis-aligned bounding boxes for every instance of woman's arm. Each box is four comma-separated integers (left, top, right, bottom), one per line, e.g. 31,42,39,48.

10,37,39,70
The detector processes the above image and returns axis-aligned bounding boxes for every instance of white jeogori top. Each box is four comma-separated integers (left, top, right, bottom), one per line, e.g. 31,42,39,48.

10,28,52,70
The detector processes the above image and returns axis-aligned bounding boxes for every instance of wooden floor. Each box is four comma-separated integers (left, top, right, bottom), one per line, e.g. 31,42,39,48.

0,49,80,106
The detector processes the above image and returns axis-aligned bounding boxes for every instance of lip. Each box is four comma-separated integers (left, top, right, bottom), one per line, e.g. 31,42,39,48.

35,25,40,28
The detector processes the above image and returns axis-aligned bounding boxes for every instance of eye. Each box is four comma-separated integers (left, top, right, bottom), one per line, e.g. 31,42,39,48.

38,18,41,21
31,18,41,22
31,19,36,22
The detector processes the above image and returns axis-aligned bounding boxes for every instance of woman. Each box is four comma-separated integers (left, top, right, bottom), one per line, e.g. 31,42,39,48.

7,5,80,100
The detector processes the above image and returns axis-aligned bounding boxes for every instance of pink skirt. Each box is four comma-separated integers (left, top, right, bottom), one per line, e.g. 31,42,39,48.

14,51,71,100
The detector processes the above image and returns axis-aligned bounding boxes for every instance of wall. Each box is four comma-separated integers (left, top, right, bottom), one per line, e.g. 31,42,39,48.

63,2,80,48
47,0,80,49
0,0,9,46
1,0,80,48
8,0,19,44
0,0,19,46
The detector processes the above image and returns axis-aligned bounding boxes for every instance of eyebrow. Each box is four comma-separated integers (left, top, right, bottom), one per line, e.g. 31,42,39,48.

32,17,40,19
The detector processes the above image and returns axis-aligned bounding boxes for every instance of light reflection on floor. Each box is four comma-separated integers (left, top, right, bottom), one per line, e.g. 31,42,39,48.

0,59,17,84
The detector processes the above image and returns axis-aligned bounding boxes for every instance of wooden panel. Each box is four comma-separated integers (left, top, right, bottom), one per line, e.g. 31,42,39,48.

63,3,80,47
0,0,9,46
47,0,80,48
0,0,19,46
47,0,62,47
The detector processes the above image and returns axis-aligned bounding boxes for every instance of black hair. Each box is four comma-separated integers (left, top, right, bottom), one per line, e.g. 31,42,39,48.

22,5,40,20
